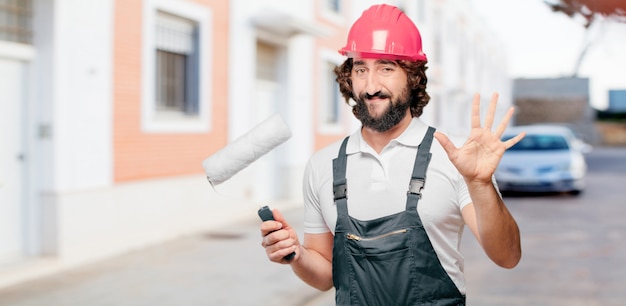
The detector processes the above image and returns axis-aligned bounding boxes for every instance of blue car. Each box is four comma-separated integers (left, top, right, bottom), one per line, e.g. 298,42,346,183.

495,125,591,195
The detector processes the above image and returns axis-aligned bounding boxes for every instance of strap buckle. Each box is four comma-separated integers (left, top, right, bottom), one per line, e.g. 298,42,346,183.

408,178,425,197
333,184,347,200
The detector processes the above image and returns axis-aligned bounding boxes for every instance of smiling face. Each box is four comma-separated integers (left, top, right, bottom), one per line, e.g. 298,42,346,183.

350,58,411,132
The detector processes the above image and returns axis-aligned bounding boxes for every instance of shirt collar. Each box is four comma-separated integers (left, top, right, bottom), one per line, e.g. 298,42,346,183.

346,117,429,154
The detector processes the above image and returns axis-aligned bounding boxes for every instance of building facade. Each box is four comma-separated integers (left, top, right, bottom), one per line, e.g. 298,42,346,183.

513,77,598,143
0,0,510,288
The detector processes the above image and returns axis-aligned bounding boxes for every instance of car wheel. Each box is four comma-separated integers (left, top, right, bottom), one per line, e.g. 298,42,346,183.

569,190,582,196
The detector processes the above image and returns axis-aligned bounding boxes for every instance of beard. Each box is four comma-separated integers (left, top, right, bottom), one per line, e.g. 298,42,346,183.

353,89,410,132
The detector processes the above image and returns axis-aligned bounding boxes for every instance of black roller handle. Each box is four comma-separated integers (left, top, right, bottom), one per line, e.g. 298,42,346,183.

258,205,296,261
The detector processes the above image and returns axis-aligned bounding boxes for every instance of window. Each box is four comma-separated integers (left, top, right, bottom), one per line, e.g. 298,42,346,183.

318,49,345,133
155,12,198,115
326,0,340,13
505,135,570,151
320,0,344,24
142,0,212,133
0,0,32,44
324,61,340,124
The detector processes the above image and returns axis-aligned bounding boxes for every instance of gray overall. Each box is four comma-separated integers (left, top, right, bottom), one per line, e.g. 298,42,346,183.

331,127,466,306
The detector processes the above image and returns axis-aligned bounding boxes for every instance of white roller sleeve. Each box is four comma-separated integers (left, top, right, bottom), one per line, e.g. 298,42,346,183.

202,113,292,185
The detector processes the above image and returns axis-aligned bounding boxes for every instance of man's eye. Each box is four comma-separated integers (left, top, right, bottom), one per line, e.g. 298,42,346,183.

354,68,366,75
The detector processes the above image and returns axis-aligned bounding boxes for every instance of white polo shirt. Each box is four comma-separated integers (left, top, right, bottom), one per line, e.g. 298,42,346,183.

302,117,472,294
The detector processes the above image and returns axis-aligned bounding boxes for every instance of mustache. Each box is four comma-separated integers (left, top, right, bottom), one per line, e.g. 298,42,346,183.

358,91,391,101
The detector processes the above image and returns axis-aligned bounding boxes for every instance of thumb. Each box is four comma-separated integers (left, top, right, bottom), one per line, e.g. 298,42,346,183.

434,131,456,157
271,209,291,229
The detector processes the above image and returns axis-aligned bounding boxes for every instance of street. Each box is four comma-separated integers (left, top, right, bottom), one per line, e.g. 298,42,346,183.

463,146,626,305
0,147,624,306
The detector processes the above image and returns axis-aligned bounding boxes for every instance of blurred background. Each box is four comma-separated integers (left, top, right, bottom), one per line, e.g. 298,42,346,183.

1,0,625,305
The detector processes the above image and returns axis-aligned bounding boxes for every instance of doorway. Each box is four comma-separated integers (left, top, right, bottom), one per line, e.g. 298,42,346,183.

253,40,289,201
0,57,27,264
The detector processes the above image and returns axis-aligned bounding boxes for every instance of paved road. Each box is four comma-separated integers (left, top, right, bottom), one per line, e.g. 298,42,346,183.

462,146,626,305
0,147,624,306
0,207,322,306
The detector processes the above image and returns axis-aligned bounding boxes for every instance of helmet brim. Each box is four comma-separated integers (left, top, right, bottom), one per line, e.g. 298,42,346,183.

339,50,427,62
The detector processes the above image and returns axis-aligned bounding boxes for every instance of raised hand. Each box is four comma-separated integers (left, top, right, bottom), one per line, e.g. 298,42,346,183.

434,93,525,184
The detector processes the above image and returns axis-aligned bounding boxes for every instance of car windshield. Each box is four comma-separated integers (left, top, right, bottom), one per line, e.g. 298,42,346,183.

504,134,570,151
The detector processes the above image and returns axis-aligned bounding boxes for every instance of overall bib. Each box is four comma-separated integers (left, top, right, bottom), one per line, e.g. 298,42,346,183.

331,127,465,306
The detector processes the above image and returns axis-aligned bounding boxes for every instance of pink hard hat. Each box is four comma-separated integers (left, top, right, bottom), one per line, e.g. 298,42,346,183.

339,4,427,62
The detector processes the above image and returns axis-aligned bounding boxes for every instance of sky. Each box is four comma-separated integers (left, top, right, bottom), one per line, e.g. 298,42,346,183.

469,0,626,110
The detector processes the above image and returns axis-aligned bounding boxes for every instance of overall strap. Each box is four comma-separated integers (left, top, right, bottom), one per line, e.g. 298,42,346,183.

332,137,350,217
406,126,436,211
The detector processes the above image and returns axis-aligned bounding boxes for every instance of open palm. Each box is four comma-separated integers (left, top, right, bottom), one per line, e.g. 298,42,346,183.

434,93,525,184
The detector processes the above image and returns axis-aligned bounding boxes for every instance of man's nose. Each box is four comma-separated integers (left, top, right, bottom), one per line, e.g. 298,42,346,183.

365,71,382,96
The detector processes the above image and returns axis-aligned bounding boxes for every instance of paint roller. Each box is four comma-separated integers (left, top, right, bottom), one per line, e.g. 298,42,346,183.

202,113,295,260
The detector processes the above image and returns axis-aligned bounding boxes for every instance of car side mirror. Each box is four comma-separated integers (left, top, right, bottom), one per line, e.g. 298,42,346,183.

573,140,593,154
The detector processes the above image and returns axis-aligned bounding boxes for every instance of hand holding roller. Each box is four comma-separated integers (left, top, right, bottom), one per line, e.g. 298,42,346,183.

202,113,295,261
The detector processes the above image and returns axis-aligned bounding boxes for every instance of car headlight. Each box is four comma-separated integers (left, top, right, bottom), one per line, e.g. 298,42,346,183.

570,161,587,177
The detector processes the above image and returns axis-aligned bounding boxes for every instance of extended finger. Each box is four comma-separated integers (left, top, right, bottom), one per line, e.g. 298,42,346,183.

495,106,516,137
484,92,499,130
503,132,526,149
471,93,481,129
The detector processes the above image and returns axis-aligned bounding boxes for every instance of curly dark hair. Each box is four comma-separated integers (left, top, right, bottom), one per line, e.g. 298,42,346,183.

334,58,430,118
